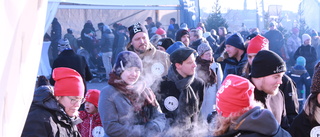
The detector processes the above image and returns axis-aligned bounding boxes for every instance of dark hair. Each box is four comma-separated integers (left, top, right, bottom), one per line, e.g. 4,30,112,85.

305,93,320,127
170,18,176,22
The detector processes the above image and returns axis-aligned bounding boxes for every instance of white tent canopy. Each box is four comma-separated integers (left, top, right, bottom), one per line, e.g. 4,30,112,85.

1,0,182,136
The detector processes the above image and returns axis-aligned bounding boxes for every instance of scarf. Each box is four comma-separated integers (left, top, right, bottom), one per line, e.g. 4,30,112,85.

195,56,217,85
167,66,199,119
108,73,157,112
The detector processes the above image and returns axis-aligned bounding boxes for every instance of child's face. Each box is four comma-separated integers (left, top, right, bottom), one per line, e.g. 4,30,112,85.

84,102,98,114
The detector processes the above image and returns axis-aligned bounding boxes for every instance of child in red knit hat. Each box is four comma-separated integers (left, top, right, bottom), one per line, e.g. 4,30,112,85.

77,89,104,137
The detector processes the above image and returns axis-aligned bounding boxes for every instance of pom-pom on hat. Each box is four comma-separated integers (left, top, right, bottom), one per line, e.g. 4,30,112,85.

197,43,212,56
166,41,186,55
53,67,84,97
226,33,245,50
85,89,101,107
113,51,142,76
170,47,196,64
251,50,286,78
247,34,269,54
216,74,256,117
128,23,145,42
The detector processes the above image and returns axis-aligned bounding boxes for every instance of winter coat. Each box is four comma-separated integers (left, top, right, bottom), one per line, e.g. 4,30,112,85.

223,53,247,79
98,84,166,137
100,25,115,53
21,86,82,137
49,49,93,91
196,59,223,120
263,29,284,57
289,110,320,137
287,65,311,100
279,74,300,125
214,106,291,137
167,23,179,40
77,111,104,137
293,44,317,76
286,34,301,54
157,66,205,135
127,43,171,89
253,88,290,131
64,33,79,53
112,32,128,65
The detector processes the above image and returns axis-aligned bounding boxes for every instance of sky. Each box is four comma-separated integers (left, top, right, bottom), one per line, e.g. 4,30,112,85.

199,0,301,13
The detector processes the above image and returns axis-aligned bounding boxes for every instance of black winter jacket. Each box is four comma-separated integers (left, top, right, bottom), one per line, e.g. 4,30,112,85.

21,86,82,137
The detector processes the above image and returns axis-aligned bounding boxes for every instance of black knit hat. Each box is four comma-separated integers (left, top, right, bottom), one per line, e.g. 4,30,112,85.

175,29,189,41
157,37,174,50
226,33,245,50
170,47,196,64
311,62,320,94
113,51,142,76
128,23,144,42
251,50,286,78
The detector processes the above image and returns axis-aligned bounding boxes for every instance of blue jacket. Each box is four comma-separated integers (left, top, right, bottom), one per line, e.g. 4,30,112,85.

287,65,311,98
223,53,247,79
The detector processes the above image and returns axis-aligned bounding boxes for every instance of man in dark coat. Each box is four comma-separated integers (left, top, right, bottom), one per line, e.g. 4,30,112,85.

263,22,285,58
156,47,205,136
49,38,93,93
250,50,290,131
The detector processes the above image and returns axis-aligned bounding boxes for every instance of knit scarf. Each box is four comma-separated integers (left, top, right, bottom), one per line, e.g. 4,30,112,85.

195,56,217,85
108,73,157,113
167,66,199,118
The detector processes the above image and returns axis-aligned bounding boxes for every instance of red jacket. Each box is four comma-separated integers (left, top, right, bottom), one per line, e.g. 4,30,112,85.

77,111,104,137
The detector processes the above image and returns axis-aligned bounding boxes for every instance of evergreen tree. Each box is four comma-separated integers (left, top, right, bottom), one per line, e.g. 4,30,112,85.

205,0,228,33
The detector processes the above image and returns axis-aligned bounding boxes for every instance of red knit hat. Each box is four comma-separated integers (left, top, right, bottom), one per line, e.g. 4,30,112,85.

247,34,269,54
156,28,166,35
216,74,256,117
85,89,101,107
53,67,84,97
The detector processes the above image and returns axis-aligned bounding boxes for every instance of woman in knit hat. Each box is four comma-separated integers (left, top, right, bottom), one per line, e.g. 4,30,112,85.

211,74,291,137
77,89,105,137
98,51,166,137
289,62,320,137
22,67,85,136
195,43,223,121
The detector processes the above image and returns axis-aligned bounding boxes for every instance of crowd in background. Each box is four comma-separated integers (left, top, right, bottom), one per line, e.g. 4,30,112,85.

24,16,320,137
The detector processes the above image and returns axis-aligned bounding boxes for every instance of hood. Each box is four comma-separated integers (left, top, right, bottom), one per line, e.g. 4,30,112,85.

292,65,307,75
103,25,113,34
32,85,62,112
223,107,279,136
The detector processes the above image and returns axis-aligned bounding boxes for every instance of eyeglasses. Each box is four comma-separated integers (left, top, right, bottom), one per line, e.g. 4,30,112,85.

66,96,86,104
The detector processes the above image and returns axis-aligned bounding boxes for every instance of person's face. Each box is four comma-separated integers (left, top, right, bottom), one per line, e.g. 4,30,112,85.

131,32,149,54
304,39,311,45
175,54,197,78
218,28,224,36
254,72,284,95
157,46,166,52
247,53,257,65
201,50,213,61
121,67,141,85
170,20,174,24
225,44,240,58
181,34,190,46
84,102,98,114
57,96,84,117
189,32,197,43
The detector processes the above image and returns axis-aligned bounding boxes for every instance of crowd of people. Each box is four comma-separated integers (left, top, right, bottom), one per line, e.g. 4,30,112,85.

24,16,320,137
